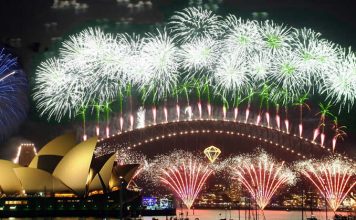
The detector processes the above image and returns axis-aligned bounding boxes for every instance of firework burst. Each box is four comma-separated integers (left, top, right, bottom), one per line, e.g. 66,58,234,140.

33,58,85,121
169,7,221,43
228,151,296,210
147,150,214,209
158,156,213,209
138,29,180,103
296,157,356,212
268,51,308,105
248,52,271,82
221,15,263,54
213,52,252,99
293,28,338,86
179,36,220,81
323,49,356,111
260,20,293,53
60,28,109,73
0,48,28,139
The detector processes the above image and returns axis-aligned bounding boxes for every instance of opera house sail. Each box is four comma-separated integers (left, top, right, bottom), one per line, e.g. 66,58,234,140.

0,134,141,217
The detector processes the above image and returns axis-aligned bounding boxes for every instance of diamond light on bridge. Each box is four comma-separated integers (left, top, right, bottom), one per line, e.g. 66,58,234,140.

204,145,221,163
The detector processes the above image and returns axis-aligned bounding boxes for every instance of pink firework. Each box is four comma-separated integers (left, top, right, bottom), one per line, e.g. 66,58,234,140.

297,157,356,212
230,152,295,210
159,158,213,209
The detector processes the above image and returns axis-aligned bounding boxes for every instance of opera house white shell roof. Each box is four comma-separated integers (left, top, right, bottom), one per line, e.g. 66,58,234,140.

0,134,138,197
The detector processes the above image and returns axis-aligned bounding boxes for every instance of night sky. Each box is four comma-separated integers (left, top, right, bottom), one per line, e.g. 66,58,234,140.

0,0,355,159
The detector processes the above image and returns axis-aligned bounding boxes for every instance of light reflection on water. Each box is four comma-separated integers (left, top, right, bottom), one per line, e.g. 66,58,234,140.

4,210,350,220
142,209,347,220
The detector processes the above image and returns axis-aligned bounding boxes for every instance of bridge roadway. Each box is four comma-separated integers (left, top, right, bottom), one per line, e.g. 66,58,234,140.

95,119,339,161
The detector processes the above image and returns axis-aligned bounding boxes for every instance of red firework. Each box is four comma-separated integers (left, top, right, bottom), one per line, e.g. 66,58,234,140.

230,152,295,210
159,158,213,209
297,157,356,212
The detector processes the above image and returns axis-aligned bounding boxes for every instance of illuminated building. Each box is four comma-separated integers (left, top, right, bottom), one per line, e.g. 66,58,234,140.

0,134,141,217
13,143,37,167
226,181,243,203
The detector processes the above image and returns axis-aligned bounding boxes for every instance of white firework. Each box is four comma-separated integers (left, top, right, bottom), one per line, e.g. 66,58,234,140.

248,52,272,82
60,28,109,72
116,149,147,165
260,20,294,53
169,7,221,43
93,33,133,103
213,53,252,99
323,49,356,111
61,28,120,103
33,58,85,121
124,34,151,86
98,33,133,83
32,7,356,122
221,15,263,54
268,51,307,104
138,29,180,103
293,28,339,88
179,36,220,80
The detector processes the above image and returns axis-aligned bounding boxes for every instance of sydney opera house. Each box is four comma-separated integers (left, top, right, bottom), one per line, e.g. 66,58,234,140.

0,134,141,217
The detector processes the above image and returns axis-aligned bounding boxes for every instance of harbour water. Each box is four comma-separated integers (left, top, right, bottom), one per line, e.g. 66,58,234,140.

0,210,351,220
142,209,350,220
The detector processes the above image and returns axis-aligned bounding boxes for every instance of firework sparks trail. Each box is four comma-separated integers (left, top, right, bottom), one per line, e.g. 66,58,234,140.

159,158,213,209
119,116,124,131
275,114,280,129
229,152,295,210
265,112,270,127
130,114,134,130
207,103,212,118
245,107,250,123
198,102,202,119
284,119,289,133
331,118,347,153
185,105,193,120
313,128,320,142
164,106,168,123
223,106,227,120
297,157,356,212
152,106,157,124
136,107,145,128
234,107,238,120
256,114,261,125
176,104,180,120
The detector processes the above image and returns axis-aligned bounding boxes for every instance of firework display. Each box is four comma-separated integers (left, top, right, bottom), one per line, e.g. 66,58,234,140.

151,151,213,209
92,148,355,212
0,48,28,140
227,151,296,210
296,157,356,212
32,7,356,152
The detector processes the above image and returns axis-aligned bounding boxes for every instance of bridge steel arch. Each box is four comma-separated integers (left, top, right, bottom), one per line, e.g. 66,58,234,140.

95,119,348,161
